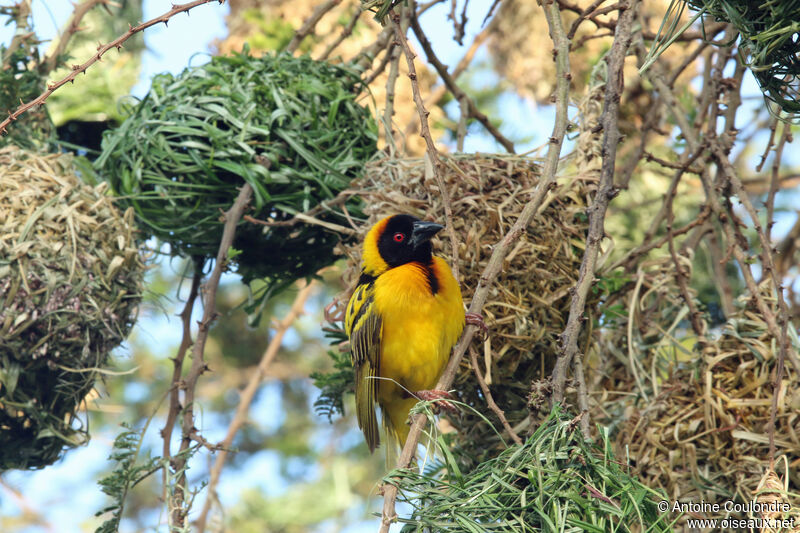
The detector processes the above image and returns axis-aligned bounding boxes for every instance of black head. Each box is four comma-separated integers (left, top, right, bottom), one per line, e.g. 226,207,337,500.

377,214,443,268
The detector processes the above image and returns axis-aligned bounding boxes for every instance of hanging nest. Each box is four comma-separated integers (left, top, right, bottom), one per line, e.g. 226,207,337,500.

0,146,144,470
328,153,595,463
97,49,377,290
600,271,800,525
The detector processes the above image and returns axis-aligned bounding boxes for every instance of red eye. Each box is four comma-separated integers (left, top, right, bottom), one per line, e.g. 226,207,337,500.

393,232,405,243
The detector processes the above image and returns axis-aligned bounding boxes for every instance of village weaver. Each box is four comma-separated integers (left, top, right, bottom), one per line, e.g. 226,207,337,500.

345,214,483,458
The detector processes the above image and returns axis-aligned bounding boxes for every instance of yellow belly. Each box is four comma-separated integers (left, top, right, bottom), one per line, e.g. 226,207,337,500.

371,258,464,442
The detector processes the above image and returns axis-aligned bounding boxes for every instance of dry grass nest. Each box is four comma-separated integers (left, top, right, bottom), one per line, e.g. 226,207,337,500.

0,146,144,470
336,153,596,463
595,259,800,527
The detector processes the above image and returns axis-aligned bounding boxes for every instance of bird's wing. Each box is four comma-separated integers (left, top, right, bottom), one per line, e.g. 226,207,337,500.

345,280,382,452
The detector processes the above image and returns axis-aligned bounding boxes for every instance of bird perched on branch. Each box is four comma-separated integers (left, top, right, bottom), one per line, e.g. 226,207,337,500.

345,214,481,461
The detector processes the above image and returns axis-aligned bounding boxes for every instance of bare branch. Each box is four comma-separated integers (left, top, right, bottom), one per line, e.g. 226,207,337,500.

195,281,317,533
469,347,522,446
286,0,343,55
379,0,575,526
41,0,108,74
409,10,516,153
317,3,362,61
160,261,203,508
169,184,253,528
552,0,639,414
390,4,460,281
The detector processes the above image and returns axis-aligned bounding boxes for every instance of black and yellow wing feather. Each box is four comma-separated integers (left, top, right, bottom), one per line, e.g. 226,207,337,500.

345,275,382,452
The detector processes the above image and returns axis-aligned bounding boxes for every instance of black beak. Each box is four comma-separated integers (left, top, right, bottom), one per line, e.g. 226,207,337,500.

410,220,443,249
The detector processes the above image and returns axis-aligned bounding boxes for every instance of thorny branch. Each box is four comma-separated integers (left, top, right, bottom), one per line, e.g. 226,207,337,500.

0,0,226,136
168,183,253,528
552,0,638,437
195,281,317,533
390,3,460,281
379,0,574,527
160,261,203,508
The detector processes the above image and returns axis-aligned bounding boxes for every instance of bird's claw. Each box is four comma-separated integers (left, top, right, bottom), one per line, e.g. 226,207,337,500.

415,389,458,414
466,312,488,336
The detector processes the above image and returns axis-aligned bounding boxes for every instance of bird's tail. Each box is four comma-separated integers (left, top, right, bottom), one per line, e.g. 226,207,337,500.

382,397,418,469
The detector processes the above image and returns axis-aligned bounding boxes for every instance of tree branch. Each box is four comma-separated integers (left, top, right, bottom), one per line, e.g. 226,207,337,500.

0,0,226,136
169,183,253,528
378,0,574,527
194,280,317,533
41,0,109,74
552,0,638,423
160,260,203,509
390,4,460,281
285,0,342,55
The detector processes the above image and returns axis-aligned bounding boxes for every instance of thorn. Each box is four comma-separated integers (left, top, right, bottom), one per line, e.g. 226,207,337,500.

163,20,168,27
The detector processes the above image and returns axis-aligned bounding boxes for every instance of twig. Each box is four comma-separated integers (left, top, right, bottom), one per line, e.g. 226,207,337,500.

455,94,468,151
317,3,362,61
421,18,493,108
766,122,791,242
285,0,343,54
665,178,707,348
1,1,32,68
194,281,317,533
409,10,516,153
383,9,404,153
469,346,522,445
552,0,638,424
0,0,225,136
361,42,395,86
169,184,253,528
41,0,108,73
567,0,611,40
160,260,203,510
378,0,574,526
244,212,357,236
390,4,460,281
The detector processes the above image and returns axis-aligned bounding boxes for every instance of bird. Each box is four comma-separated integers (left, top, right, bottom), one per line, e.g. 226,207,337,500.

345,214,473,460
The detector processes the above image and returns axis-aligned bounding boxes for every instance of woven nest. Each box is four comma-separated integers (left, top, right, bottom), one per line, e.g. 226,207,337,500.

336,153,595,462
97,49,377,289
685,0,800,114
0,146,144,470
598,265,800,525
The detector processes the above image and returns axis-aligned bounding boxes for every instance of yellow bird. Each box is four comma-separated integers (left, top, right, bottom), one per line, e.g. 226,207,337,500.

345,214,471,457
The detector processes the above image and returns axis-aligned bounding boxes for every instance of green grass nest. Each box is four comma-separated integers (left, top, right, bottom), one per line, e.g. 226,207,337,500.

0,146,144,470
389,407,673,532
653,0,800,115
97,49,377,289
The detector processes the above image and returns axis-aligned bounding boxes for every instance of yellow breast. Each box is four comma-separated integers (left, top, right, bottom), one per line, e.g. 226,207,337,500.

373,257,464,400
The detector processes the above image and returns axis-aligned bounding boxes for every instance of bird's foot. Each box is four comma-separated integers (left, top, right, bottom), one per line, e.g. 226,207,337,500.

466,312,488,336
415,389,458,414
